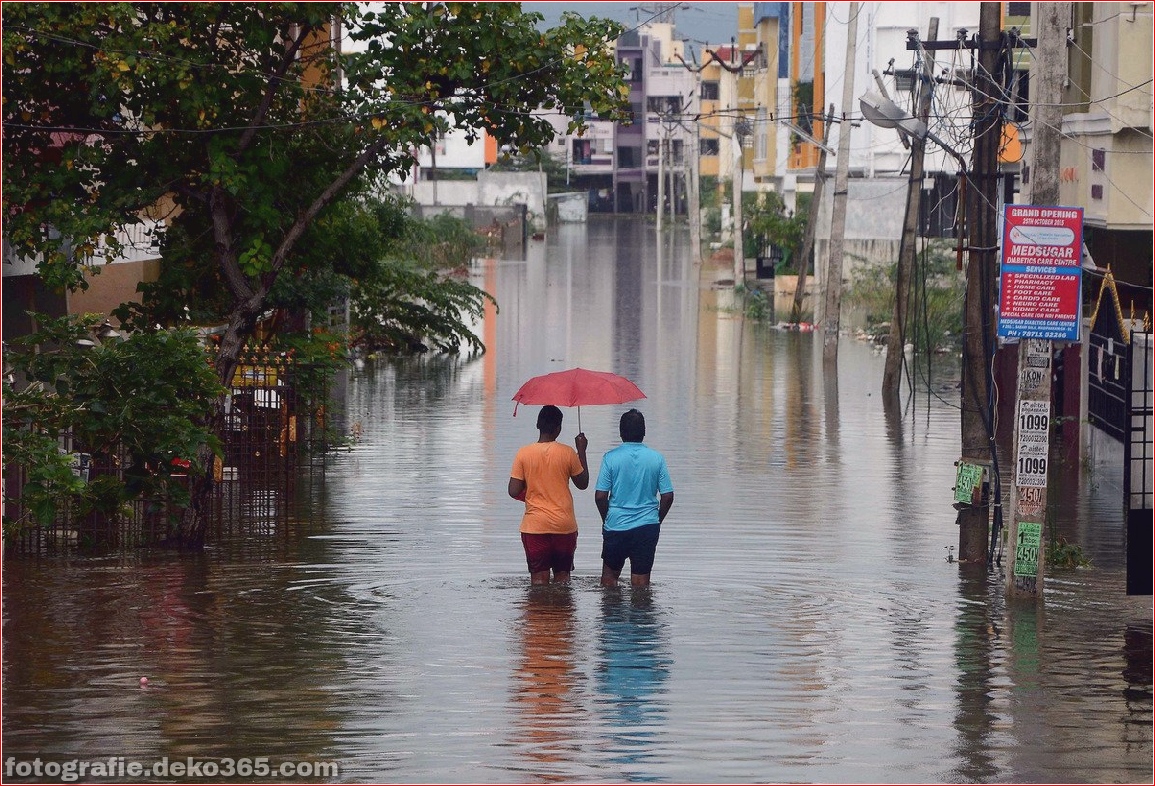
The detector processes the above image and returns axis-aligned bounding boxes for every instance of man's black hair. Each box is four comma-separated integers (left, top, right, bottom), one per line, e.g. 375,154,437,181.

620,408,645,442
537,405,563,433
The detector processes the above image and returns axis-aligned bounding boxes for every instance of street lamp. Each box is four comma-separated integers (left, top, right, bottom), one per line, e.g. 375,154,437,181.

858,90,966,170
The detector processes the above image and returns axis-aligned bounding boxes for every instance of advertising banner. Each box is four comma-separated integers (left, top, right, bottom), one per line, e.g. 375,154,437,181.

997,205,1084,340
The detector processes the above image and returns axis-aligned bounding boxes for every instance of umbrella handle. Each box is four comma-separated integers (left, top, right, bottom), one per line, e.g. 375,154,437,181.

577,406,581,434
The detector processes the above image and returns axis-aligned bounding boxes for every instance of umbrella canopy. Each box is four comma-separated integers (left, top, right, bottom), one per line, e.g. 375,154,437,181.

512,368,645,428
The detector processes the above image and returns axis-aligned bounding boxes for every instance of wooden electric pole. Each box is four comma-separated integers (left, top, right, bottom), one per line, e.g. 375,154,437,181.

882,19,939,400
822,0,859,363
957,2,1003,564
790,105,834,325
1004,1,1069,597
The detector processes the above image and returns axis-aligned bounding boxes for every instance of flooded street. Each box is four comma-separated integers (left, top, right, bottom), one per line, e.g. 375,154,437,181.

3,217,1152,783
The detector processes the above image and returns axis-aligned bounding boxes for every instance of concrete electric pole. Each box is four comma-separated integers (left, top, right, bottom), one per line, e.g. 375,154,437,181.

732,116,750,286
1004,1,1070,597
822,0,859,363
790,105,834,324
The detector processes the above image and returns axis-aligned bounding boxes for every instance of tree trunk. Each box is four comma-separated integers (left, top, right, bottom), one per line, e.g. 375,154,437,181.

176,305,260,548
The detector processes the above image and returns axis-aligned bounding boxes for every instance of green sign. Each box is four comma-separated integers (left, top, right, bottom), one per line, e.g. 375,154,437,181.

1014,522,1042,577
954,462,984,505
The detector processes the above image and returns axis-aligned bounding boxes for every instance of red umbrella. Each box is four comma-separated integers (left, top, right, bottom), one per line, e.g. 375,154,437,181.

512,367,646,431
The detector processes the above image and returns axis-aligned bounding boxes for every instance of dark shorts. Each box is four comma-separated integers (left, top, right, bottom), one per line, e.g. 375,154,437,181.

521,531,578,574
601,523,661,575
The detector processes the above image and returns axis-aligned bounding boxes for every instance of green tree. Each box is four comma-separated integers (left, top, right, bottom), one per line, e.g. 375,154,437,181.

349,201,492,354
3,315,224,540
3,3,629,547
744,192,807,272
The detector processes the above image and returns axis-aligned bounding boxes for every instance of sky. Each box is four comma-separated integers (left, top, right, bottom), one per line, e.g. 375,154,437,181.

521,2,742,52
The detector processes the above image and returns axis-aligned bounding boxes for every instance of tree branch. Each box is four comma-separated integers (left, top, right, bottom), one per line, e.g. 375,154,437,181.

235,21,312,154
266,135,393,283
209,186,254,302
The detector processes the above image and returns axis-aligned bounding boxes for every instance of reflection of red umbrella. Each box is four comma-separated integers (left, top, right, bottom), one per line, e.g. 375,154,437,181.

512,368,645,430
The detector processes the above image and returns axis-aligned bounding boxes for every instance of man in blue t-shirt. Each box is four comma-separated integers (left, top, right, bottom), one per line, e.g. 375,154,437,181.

594,409,674,588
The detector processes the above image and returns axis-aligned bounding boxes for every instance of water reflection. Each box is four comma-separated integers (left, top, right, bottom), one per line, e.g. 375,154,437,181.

948,567,1006,783
512,585,583,782
594,588,671,782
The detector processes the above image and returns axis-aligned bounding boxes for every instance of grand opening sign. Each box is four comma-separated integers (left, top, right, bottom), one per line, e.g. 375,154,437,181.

997,205,1084,340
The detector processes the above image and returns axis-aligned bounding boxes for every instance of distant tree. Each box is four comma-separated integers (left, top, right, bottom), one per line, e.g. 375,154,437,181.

3,2,629,547
744,192,807,272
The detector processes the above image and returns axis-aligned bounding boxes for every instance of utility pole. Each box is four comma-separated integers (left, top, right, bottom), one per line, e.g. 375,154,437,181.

882,19,939,400
732,116,749,286
1004,1,1069,597
697,43,762,286
677,52,741,268
822,0,859,363
790,105,833,324
658,119,666,233
688,112,701,261
957,2,1003,564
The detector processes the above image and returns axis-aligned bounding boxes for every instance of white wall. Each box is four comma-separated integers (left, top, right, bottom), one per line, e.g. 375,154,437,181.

409,171,547,219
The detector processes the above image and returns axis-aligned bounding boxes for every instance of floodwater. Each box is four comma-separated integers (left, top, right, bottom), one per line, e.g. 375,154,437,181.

3,217,1152,784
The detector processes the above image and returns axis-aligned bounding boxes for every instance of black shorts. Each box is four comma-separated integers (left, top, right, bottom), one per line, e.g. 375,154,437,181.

601,523,661,575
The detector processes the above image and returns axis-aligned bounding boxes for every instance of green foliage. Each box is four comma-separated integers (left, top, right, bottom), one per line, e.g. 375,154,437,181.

791,80,815,143
740,285,771,321
699,175,721,210
3,2,627,331
844,240,964,353
2,314,224,535
351,208,492,355
1048,535,1091,569
743,192,807,272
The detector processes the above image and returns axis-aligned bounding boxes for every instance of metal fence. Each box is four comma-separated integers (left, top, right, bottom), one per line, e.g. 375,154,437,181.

3,352,334,555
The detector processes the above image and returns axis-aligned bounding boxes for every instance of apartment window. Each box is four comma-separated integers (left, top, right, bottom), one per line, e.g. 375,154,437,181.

1091,184,1104,200
701,80,720,101
572,139,592,165
1006,2,1030,17
618,146,640,168
700,138,720,155
622,56,642,82
647,96,682,116
1092,148,1106,171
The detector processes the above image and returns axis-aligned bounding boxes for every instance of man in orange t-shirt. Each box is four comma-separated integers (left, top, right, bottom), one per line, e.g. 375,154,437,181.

508,405,589,585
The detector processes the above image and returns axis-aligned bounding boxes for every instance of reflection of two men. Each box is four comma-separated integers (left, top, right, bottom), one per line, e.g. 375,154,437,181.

595,588,671,778
513,585,581,780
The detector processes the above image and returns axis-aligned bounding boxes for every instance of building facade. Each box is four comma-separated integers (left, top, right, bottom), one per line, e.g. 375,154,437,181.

539,23,699,215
